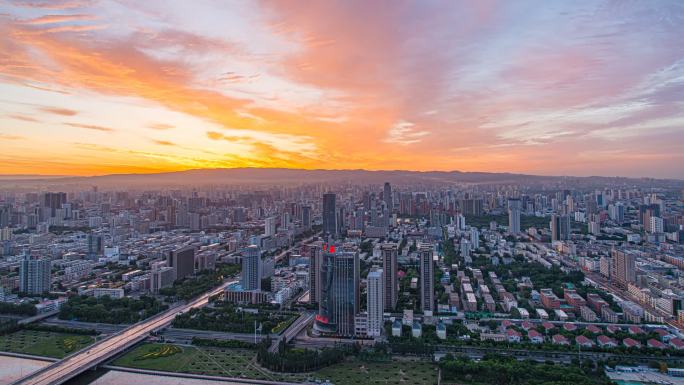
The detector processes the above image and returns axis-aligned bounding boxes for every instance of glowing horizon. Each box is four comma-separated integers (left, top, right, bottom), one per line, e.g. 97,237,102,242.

1,1,683,178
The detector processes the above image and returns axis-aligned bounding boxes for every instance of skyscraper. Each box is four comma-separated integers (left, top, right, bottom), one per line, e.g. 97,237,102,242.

470,227,480,249
86,233,104,260
264,216,276,237
611,249,636,289
314,248,359,336
383,182,393,214
167,246,195,281
367,268,384,337
322,193,338,238
19,255,51,295
309,241,323,304
508,198,521,234
43,192,66,218
550,214,571,241
381,243,398,311
301,205,312,229
241,244,261,291
419,244,435,314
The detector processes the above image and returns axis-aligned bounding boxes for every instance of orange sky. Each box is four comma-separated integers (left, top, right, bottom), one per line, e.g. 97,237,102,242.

1,1,683,178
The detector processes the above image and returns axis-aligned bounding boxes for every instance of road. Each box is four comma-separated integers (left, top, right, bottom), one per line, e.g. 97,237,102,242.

268,312,315,353
11,280,236,385
42,318,271,344
274,233,319,264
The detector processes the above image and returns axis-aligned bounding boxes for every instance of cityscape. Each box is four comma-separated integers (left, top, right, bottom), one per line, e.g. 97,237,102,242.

1,1,684,385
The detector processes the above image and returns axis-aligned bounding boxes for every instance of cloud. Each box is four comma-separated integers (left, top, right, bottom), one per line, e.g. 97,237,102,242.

0,133,24,140
8,1,92,10
63,122,114,132
153,139,175,146
21,14,95,25
40,106,78,116
383,121,429,145
8,114,39,122
148,123,174,130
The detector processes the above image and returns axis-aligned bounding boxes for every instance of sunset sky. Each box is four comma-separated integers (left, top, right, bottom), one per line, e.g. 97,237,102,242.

1,0,683,178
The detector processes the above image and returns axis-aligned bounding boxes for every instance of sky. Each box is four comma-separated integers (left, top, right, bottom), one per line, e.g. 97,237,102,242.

0,0,683,178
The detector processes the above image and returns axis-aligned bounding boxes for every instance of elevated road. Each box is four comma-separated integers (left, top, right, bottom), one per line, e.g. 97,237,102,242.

12,280,236,385
268,312,315,353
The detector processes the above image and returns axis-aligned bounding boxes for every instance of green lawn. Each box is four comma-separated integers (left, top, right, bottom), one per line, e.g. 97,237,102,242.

112,343,307,382
0,329,94,358
113,343,438,384
314,361,438,385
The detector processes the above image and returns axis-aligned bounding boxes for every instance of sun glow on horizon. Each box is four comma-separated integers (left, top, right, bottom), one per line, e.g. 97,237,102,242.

1,1,683,178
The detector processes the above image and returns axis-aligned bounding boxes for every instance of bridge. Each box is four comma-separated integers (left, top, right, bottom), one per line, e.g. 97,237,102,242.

11,280,236,385
268,312,315,353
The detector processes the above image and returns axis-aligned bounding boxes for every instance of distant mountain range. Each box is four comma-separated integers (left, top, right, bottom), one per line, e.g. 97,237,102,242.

0,168,681,188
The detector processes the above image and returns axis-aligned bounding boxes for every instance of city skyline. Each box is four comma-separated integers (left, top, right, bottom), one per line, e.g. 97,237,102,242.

1,1,683,178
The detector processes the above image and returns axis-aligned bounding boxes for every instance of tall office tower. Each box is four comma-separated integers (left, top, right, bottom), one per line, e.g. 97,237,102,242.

264,216,277,237
367,268,384,337
470,227,480,249
167,246,196,281
419,244,435,314
19,255,51,295
381,243,398,311
241,244,261,291
507,198,521,234
309,242,323,304
314,249,359,337
0,205,10,228
43,192,66,218
322,193,337,238
383,182,393,214
611,249,636,289
301,205,312,229
550,214,571,241
86,233,104,260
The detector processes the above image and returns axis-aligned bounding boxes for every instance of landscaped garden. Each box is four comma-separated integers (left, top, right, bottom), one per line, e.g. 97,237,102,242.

112,342,439,384
0,329,94,358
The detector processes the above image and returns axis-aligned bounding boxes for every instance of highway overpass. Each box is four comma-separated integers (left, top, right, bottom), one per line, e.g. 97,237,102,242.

11,280,236,385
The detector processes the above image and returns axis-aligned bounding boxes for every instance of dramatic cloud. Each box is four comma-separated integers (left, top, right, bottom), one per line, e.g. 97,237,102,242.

0,0,682,177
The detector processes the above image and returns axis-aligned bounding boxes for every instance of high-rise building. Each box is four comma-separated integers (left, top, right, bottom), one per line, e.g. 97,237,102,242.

241,244,261,291
367,268,384,337
608,203,625,224
649,216,664,234
383,182,393,214
508,198,521,234
381,243,398,311
309,241,323,304
314,248,359,336
550,214,571,241
322,193,338,238
167,246,195,281
0,205,10,228
301,205,312,229
264,216,277,237
470,227,480,249
611,249,636,289
19,255,51,295
86,233,104,260
419,244,435,314
43,192,66,218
